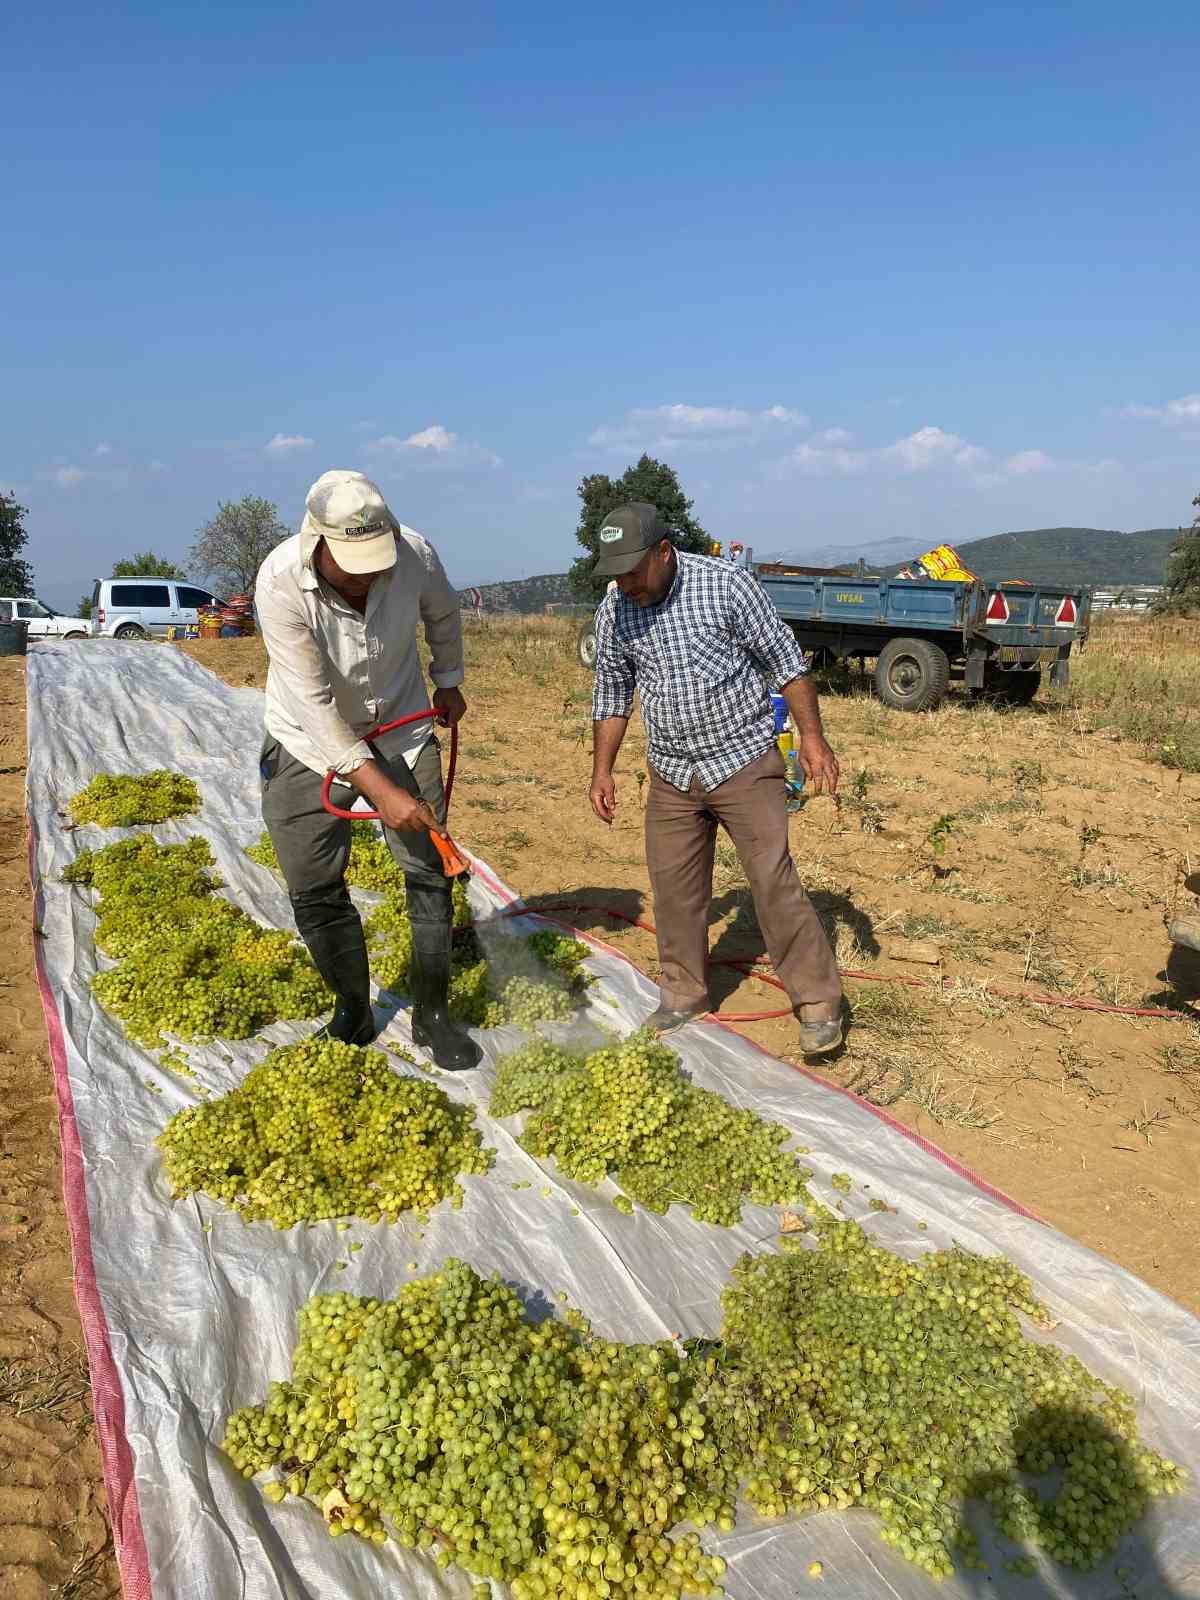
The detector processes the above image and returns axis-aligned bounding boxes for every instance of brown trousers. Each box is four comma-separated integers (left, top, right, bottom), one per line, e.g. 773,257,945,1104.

644,746,842,1014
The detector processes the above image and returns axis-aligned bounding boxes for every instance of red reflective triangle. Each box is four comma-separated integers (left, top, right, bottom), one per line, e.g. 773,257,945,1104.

1056,595,1077,625
986,591,1010,622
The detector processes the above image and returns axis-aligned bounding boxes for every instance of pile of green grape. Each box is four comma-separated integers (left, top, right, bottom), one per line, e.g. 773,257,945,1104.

159,1038,493,1226
706,1206,1186,1578
65,836,329,1047
223,1259,733,1598
226,1243,1184,1592
490,1029,810,1225
247,826,592,1028
68,770,200,827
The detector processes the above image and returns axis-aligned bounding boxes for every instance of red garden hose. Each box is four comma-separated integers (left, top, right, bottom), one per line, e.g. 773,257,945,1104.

321,722,1192,1024
501,900,1195,1025
319,709,466,876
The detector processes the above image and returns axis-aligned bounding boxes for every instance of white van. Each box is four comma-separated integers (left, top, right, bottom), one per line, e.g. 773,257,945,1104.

91,578,225,639
0,596,91,639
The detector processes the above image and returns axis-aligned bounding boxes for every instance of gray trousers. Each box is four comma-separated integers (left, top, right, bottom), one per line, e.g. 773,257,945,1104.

259,735,449,903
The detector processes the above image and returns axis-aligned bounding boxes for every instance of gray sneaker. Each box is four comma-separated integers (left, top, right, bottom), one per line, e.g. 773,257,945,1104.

797,1016,844,1057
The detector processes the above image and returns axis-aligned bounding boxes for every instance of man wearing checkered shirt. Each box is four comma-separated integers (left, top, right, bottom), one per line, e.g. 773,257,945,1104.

589,504,844,1057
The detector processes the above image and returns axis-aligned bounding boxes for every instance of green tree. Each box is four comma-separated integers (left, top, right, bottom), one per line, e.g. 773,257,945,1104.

0,492,34,594
76,594,93,619
189,495,289,592
569,454,709,598
1159,492,1200,614
112,551,186,578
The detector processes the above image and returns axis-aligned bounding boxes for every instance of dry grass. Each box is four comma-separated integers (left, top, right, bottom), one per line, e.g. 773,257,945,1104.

711,837,746,894
936,974,1013,1020
0,1347,91,1417
848,981,937,1039
908,1069,1003,1130
1053,613,1200,772
51,1544,117,1600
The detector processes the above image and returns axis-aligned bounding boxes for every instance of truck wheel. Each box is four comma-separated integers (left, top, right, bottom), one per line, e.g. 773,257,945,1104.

114,623,148,641
64,630,87,640
577,623,598,670
874,638,950,712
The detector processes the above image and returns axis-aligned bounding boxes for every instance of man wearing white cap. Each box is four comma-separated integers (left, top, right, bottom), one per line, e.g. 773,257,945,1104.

253,469,481,1071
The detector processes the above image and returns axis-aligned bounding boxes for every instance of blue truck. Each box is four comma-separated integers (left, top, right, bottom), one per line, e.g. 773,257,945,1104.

577,559,1091,712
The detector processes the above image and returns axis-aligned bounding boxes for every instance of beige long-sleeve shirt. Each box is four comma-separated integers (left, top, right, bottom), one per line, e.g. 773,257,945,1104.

255,526,464,777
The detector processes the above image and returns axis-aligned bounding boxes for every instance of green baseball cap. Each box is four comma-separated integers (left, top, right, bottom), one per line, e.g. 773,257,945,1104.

591,502,673,577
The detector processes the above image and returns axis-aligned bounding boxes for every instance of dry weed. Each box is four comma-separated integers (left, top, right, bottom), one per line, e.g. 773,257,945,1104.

0,1347,91,1417
936,975,1013,1020
849,981,937,1039
908,1069,1002,1130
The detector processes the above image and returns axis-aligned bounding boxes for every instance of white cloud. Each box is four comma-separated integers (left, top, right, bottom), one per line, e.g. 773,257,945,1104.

403,425,457,452
1121,393,1200,425
884,426,987,472
589,402,809,451
368,425,458,454
779,423,1007,481
93,442,112,457
786,440,866,476
54,465,88,488
264,432,314,456
1003,449,1054,476
365,426,501,469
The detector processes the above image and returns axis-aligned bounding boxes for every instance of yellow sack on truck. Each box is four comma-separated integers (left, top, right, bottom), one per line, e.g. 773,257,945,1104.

916,543,977,583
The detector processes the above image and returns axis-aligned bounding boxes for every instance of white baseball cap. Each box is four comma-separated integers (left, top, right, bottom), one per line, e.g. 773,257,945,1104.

300,470,398,574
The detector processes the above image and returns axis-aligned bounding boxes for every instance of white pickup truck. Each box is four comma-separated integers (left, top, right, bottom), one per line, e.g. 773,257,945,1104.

0,596,90,639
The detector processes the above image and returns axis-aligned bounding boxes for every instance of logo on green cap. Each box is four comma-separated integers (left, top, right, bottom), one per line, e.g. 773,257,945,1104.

599,525,623,543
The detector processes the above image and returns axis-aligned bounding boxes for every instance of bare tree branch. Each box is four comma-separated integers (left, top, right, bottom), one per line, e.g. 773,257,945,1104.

188,497,290,593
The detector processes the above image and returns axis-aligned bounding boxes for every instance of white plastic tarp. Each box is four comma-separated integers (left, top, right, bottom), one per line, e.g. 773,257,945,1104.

25,640,1200,1600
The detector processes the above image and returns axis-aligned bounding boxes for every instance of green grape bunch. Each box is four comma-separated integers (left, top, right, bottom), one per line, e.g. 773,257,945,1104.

223,1261,732,1599
64,835,330,1047
68,770,200,828
490,1030,811,1226
706,1206,1186,1579
158,1037,494,1227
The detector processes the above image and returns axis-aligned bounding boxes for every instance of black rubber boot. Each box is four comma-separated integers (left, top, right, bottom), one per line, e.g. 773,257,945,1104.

291,884,376,1047
407,881,482,1072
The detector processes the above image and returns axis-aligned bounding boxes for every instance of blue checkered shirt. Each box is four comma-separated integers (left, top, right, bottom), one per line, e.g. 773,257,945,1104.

591,552,807,792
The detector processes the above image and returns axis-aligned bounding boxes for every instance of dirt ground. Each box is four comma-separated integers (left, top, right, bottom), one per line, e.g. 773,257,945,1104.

0,655,115,1599
3,619,1200,1596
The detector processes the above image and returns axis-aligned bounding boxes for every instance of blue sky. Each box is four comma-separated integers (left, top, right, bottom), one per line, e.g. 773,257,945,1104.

3,0,1197,610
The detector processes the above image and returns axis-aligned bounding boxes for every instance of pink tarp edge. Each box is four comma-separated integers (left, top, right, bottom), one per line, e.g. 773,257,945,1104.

26,824,154,1600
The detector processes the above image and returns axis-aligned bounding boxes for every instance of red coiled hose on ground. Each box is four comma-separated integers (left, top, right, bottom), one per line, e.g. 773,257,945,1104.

500,900,1195,1025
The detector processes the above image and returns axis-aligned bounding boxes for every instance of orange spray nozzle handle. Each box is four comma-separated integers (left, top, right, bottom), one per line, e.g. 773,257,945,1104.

429,829,471,878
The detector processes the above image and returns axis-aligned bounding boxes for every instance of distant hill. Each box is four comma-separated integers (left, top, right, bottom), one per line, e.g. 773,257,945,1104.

456,571,575,614
798,527,1179,587
899,527,1177,586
